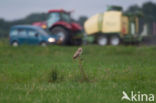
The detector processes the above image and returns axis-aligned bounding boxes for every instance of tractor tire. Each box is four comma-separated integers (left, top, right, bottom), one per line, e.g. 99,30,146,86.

51,26,70,45
110,35,120,46
97,35,108,46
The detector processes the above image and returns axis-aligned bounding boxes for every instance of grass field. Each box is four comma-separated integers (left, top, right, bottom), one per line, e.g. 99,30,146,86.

0,41,156,103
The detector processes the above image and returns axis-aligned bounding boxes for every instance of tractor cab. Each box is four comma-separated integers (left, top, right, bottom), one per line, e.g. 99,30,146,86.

47,9,72,28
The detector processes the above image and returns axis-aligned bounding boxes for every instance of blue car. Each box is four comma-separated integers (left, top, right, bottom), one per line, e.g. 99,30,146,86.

9,25,60,46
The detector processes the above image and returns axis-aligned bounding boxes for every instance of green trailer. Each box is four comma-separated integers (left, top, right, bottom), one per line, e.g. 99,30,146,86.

84,6,144,46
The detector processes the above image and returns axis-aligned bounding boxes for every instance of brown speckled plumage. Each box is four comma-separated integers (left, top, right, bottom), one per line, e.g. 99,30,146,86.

73,47,83,59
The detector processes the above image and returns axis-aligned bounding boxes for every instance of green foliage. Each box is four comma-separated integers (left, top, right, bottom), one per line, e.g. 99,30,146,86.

0,13,48,38
0,41,156,103
126,2,156,23
107,5,123,11
142,2,156,22
0,19,10,37
77,16,88,27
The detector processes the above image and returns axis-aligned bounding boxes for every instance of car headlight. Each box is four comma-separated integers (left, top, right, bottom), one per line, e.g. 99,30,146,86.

48,38,55,43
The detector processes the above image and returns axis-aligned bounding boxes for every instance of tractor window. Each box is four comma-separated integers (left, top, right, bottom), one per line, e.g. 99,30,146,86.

61,13,71,23
47,13,60,28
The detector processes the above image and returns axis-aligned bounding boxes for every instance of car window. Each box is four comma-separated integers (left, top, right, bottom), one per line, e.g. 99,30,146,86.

19,29,27,37
28,30,37,37
10,29,18,36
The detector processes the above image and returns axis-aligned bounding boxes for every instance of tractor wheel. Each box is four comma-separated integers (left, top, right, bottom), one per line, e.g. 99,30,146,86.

97,35,108,46
110,35,120,46
51,26,69,45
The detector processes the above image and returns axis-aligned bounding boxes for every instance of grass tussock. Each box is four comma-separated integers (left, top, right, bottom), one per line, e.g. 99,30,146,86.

48,69,64,83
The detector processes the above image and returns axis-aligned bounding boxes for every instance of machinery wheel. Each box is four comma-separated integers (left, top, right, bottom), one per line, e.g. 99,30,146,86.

51,26,69,45
110,35,120,46
12,41,19,47
97,35,108,46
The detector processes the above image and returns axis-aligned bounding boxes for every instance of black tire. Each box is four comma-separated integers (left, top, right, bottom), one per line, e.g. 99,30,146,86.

110,35,120,46
97,35,108,46
51,26,70,45
11,41,19,47
40,42,47,47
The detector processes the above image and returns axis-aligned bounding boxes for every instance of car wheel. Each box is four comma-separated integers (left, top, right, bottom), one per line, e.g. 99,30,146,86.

12,41,19,47
110,36,120,46
40,42,47,47
97,35,108,46
51,26,69,45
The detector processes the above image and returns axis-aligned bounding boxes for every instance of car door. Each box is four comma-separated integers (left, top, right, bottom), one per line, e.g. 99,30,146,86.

27,29,40,44
18,29,28,44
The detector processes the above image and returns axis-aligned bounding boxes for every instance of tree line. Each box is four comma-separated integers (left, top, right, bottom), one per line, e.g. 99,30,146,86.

0,1,156,38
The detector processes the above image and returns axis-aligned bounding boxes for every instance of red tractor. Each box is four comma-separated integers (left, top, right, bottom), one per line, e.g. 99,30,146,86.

46,9,83,45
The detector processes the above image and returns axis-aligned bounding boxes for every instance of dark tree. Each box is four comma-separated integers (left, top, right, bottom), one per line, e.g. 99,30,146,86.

142,2,156,22
77,16,88,27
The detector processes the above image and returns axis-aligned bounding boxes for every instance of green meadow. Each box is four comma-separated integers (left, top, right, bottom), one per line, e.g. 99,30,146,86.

0,40,156,103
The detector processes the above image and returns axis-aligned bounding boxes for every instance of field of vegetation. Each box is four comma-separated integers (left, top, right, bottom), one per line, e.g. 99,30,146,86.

0,40,156,103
